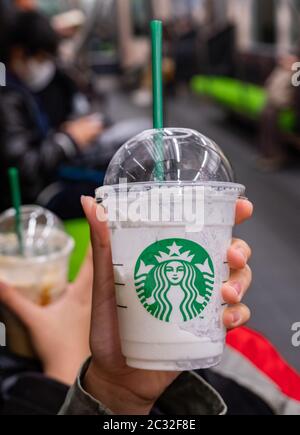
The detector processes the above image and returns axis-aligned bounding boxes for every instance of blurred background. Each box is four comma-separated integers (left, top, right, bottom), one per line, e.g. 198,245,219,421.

0,0,299,373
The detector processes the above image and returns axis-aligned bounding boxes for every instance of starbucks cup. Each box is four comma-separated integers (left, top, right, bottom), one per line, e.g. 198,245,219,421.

0,206,74,358
97,128,245,371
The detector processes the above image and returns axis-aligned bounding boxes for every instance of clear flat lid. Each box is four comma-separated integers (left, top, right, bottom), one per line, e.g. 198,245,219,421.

104,128,235,186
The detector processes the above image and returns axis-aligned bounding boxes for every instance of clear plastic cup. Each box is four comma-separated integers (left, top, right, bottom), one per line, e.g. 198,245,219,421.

0,206,74,357
97,128,245,371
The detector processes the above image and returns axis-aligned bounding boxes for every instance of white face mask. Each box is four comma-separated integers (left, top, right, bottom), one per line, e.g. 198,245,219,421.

23,59,56,92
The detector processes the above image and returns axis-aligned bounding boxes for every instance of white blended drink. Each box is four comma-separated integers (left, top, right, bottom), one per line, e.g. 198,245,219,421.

98,128,245,371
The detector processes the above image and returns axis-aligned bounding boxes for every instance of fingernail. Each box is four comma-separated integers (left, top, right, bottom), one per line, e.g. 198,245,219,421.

81,196,95,211
236,248,247,263
230,311,242,325
96,204,107,222
231,282,242,297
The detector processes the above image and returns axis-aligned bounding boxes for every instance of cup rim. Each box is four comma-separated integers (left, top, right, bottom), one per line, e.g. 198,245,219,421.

97,181,245,197
0,204,59,223
133,127,205,138
0,235,75,264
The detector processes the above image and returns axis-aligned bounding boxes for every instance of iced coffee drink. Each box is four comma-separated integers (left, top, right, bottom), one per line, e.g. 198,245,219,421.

0,206,74,358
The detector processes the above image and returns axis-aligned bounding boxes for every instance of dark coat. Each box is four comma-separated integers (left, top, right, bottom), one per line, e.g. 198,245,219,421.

0,72,78,211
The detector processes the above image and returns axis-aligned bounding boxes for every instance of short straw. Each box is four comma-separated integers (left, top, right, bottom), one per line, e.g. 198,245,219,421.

151,20,164,181
8,168,23,255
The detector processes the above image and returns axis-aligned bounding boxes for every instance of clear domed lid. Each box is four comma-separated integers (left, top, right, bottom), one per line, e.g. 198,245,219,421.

104,128,235,186
0,205,71,258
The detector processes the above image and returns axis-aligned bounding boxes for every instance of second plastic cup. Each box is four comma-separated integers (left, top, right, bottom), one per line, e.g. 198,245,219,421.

0,206,74,358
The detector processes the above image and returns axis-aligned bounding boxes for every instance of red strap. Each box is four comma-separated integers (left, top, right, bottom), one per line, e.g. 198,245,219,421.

227,327,300,402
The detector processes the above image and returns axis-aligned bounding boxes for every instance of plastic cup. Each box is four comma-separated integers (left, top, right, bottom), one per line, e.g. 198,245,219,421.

97,128,245,371
0,206,74,358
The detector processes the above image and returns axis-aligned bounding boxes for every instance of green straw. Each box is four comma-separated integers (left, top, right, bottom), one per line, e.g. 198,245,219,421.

8,168,23,255
151,20,164,129
151,20,164,181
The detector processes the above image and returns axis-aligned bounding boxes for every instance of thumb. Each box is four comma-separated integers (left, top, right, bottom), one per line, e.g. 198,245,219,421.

0,282,39,328
80,196,110,248
81,196,115,305
70,246,93,302
74,246,93,288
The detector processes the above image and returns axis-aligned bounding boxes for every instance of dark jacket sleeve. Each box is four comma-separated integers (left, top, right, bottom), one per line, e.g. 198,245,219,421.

0,90,78,185
59,359,227,416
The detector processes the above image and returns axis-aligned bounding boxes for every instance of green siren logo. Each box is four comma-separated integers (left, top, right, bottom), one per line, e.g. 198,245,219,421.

134,239,215,323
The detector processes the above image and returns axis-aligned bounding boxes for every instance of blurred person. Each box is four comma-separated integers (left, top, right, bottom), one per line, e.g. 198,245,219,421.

51,9,86,40
132,59,176,108
174,15,199,90
0,11,104,214
1,11,152,218
132,20,176,108
51,9,88,74
0,199,259,415
13,0,37,11
14,2,86,70
0,0,12,59
258,53,299,171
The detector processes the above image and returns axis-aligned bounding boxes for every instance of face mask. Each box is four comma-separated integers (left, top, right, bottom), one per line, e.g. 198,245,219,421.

23,59,56,92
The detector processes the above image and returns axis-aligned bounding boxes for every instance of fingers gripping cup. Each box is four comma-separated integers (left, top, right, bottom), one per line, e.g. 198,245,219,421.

97,128,245,371
0,206,74,357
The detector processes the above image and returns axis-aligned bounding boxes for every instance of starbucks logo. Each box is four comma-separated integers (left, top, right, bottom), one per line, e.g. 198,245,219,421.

134,239,215,323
